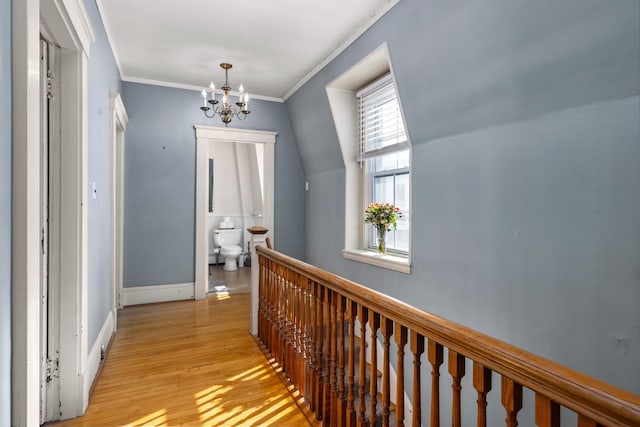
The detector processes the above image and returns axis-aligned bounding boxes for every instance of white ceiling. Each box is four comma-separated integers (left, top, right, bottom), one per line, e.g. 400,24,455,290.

97,0,400,101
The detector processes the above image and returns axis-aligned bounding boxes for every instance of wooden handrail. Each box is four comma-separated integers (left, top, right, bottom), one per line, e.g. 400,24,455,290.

256,246,640,426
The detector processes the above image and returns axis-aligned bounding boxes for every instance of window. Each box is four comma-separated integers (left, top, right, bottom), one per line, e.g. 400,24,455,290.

358,74,410,254
325,42,411,272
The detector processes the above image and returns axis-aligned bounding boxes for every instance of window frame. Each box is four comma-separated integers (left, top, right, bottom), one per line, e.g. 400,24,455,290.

365,164,410,254
325,43,411,273
358,73,411,258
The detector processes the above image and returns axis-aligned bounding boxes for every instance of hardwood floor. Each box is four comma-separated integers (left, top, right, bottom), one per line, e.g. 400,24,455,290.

208,264,251,294
50,292,313,426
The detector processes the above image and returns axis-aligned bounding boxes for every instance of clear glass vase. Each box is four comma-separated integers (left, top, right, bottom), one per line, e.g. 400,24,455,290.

377,229,386,254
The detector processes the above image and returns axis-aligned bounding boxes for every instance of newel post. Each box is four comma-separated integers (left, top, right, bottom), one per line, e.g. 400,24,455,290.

247,226,269,335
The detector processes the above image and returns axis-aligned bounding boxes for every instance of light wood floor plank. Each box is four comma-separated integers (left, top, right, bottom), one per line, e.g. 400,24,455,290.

49,292,312,426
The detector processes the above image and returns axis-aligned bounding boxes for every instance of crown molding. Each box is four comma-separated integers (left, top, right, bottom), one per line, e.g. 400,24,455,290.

123,76,284,103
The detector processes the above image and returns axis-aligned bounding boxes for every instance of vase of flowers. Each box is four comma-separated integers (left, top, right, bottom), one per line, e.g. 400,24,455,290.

364,202,402,254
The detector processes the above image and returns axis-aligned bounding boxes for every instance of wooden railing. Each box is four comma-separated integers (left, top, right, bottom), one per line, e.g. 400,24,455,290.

255,246,640,427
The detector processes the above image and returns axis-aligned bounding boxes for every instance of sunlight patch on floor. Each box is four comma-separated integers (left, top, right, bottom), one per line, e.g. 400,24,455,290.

125,409,168,427
227,365,266,381
215,292,230,300
196,392,298,426
195,384,232,401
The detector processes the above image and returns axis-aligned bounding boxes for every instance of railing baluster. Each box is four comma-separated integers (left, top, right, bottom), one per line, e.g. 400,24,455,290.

308,280,317,413
266,258,275,354
347,300,357,427
357,305,369,427
534,394,560,427
323,287,332,424
473,362,492,427
410,331,424,427
315,283,325,421
337,295,347,426
369,311,381,426
449,350,465,427
394,324,407,427
284,268,292,379
294,271,303,391
577,414,605,427
501,376,523,427
269,262,278,365
428,340,443,427
299,274,308,398
381,316,393,427
330,288,338,424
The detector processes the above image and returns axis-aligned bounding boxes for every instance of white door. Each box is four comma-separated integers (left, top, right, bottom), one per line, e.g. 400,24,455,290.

40,38,62,424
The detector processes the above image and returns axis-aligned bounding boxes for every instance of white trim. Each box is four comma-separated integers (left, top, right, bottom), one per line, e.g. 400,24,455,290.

122,283,196,306
194,126,276,319
109,91,128,321
283,0,400,100
58,0,95,55
13,0,94,422
80,310,115,412
12,0,42,424
111,91,129,128
94,0,124,78
343,249,411,274
249,233,267,335
195,125,278,145
124,76,284,103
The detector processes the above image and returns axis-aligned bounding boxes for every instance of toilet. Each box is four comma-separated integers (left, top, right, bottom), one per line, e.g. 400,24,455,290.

213,228,243,271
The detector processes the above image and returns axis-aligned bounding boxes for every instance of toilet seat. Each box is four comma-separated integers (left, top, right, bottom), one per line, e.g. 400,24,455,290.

220,245,242,255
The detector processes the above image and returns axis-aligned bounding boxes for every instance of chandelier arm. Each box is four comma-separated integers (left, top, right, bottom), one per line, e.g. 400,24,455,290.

204,106,216,119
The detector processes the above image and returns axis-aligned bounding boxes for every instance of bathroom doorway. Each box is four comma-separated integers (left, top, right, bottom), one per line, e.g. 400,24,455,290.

194,126,277,325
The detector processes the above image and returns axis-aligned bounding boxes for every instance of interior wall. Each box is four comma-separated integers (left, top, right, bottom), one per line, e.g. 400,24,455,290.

121,82,304,287
286,0,640,397
85,0,123,348
0,0,12,422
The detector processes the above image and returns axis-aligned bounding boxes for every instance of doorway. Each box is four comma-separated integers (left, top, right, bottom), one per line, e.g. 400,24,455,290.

13,1,92,423
194,126,276,332
110,93,128,315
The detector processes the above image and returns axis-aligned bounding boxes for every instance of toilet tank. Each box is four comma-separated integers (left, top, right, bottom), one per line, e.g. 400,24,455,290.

213,228,242,248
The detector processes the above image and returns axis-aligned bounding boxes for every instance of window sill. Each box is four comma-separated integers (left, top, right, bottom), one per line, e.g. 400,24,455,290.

343,249,411,274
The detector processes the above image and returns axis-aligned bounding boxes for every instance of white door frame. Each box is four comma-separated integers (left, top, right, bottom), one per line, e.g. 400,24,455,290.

194,126,276,323
12,0,95,423
110,92,129,317
39,36,63,424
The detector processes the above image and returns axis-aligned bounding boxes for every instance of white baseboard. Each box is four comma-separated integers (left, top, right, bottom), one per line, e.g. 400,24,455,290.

81,310,115,413
121,282,195,306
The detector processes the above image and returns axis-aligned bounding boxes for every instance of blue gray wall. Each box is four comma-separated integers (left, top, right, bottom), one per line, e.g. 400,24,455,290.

86,0,123,347
121,82,303,287
287,0,640,401
0,0,11,423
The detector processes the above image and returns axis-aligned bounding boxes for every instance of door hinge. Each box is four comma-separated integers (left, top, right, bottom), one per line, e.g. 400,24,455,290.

45,357,59,384
47,69,54,100
41,227,45,255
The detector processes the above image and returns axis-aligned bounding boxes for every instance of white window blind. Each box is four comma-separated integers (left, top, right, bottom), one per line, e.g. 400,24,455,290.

357,73,408,161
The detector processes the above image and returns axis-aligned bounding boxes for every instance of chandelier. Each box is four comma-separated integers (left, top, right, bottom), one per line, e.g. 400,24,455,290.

200,63,250,125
